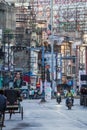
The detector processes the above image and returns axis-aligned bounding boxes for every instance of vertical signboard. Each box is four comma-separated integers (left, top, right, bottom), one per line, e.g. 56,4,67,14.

45,81,52,101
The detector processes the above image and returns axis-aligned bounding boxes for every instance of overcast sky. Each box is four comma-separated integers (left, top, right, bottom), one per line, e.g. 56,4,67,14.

5,0,30,2
5,0,13,2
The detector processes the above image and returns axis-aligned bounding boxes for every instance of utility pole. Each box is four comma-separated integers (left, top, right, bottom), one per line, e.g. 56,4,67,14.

50,0,54,97
40,45,46,102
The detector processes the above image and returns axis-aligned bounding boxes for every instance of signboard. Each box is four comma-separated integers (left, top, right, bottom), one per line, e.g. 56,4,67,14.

45,82,52,101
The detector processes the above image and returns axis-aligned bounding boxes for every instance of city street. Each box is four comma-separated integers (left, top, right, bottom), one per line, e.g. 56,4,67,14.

3,98,87,130
0,1,87,130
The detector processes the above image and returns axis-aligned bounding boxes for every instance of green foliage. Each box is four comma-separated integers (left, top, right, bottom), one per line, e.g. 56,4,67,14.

4,28,11,34
4,29,14,39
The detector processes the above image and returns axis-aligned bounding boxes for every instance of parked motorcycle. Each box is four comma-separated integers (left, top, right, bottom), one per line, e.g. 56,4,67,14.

66,97,73,110
56,92,61,104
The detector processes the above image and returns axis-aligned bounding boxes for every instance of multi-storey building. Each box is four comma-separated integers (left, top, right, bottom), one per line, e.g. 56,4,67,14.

0,0,16,33
0,0,16,71
14,0,38,78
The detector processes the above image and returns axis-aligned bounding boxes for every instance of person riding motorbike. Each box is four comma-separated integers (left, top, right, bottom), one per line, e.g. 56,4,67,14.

65,89,74,106
56,86,62,104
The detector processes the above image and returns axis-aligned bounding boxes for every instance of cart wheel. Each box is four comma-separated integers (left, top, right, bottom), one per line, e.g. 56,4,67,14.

20,107,23,120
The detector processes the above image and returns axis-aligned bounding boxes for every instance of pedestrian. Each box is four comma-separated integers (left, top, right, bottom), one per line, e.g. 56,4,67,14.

13,72,23,88
0,89,7,127
76,86,79,95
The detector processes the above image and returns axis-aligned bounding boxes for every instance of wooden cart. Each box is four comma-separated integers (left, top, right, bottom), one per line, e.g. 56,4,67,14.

4,89,23,120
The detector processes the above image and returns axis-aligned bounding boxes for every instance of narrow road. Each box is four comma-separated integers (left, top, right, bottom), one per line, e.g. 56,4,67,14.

3,98,87,130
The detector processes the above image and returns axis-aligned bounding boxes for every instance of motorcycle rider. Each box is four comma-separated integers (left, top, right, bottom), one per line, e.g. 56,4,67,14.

56,87,62,103
65,88,74,106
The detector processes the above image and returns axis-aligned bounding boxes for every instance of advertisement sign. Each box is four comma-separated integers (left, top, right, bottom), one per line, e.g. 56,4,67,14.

45,82,52,101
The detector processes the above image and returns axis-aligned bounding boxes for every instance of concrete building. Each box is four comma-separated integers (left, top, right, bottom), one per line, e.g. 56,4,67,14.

0,0,16,71
0,0,16,33
3,0,87,88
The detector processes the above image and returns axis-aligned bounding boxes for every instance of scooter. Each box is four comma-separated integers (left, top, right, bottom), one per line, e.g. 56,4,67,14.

56,92,61,104
66,97,73,110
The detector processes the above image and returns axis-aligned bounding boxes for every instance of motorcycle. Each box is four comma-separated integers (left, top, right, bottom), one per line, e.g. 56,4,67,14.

66,97,73,110
56,92,61,104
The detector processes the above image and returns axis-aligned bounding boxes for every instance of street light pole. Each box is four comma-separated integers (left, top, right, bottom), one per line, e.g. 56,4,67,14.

50,0,54,97
40,45,46,102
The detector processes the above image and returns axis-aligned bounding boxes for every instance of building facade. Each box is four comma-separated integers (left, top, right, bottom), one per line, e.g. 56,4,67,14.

0,0,16,71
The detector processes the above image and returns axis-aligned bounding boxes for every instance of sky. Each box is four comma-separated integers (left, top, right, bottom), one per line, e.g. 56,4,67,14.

5,0,29,2
5,0,15,1
5,0,13,2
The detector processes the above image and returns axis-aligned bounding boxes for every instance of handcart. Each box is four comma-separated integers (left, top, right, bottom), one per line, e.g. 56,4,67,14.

4,89,23,120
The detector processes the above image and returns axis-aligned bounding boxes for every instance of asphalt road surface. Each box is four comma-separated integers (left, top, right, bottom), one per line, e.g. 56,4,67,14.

3,98,87,130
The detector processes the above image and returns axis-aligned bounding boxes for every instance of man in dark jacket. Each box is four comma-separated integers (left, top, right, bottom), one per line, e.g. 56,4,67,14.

13,72,23,88
0,91,7,112
0,90,7,127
